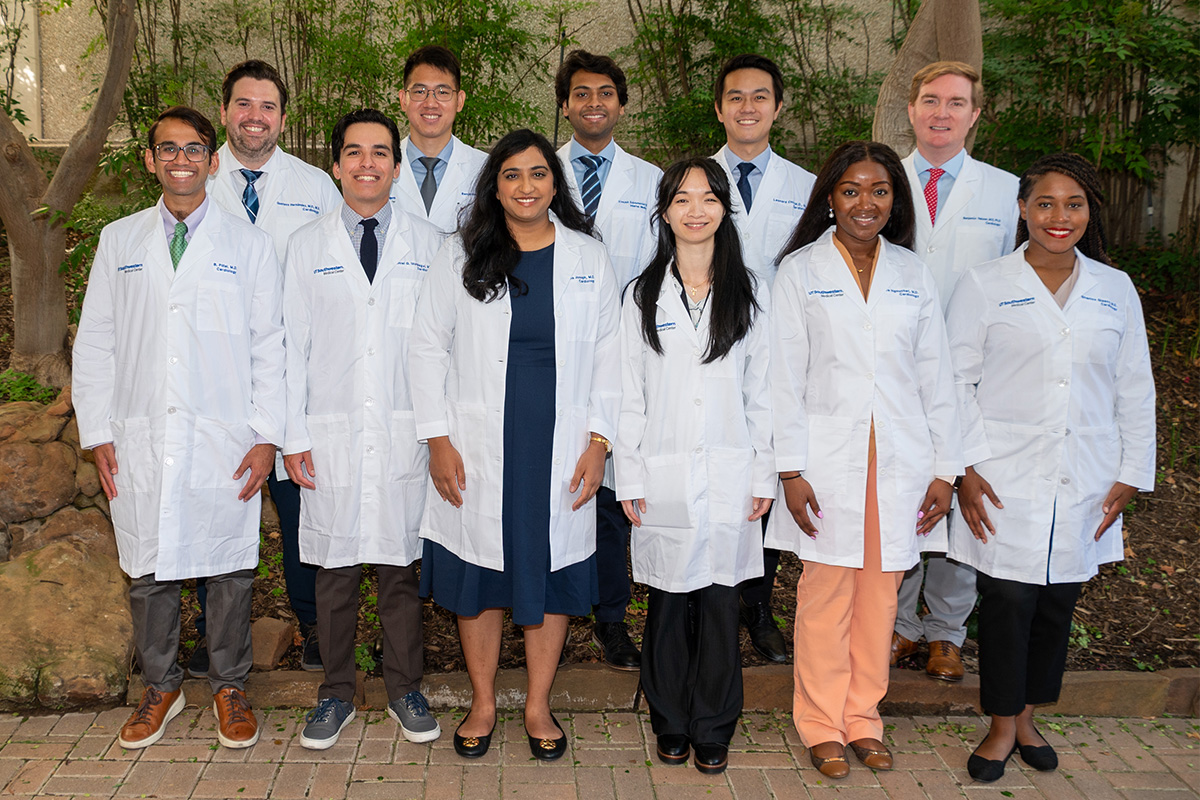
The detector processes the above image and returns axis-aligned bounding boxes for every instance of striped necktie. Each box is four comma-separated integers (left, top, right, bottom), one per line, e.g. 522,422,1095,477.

579,155,603,219
240,169,263,223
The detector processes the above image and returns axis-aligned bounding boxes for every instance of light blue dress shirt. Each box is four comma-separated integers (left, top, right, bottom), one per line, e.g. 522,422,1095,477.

569,137,617,194
407,138,454,191
912,148,966,220
723,146,773,206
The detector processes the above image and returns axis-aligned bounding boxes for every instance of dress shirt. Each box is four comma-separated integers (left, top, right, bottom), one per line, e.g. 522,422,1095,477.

341,200,392,261
722,145,772,205
407,138,453,191
912,148,966,220
569,137,617,193
158,195,209,243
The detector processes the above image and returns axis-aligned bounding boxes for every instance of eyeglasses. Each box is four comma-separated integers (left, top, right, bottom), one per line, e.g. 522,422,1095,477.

406,85,456,103
152,143,211,162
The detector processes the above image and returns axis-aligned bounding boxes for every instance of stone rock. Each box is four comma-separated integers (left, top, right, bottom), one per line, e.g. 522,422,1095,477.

0,537,132,710
0,401,69,445
44,386,72,418
73,494,96,510
251,617,297,671
1043,670,1170,717
0,522,8,562
10,507,116,560
0,403,40,443
0,441,78,523
91,492,110,518
76,460,101,498
1162,667,1199,716
60,417,85,459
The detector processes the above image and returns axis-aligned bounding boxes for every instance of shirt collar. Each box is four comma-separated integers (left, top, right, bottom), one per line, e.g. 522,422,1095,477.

407,137,454,165
913,147,966,179
341,198,392,232
158,194,209,239
724,144,772,175
570,137,617,165
222,142,283,179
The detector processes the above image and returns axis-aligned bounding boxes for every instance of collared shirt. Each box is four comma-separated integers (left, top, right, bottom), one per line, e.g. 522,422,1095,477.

723,145,773,206
159,194,209,242
341,200,392,261
569,137,617,194
407,138,454,191
223,145,282,204
913,148,966,220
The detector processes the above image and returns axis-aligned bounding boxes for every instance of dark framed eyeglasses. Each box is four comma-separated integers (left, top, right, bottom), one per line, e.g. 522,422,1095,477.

406,86,457,103
153,143,211,162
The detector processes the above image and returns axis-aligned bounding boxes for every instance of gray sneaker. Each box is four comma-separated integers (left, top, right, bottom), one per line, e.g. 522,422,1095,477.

388,690,441,743
298,697,355,750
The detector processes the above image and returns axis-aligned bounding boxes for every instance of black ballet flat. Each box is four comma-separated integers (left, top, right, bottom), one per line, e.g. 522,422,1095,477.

453,712,496,759
526,714,567,761
967,743,1016,783
1018,741,1058,771
656,733,690,765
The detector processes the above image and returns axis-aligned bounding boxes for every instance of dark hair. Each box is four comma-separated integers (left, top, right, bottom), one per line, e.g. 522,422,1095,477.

632,158,759,364
222,60,289,115
777,140,915,263
714,54,784,110
403,45,462,89
554,50,629,108
1016,152,1111,266
330,109,402,166
460,129,594,302
148,106,217,153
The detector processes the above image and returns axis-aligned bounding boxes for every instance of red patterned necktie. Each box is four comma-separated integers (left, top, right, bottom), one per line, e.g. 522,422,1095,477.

924,167,944,224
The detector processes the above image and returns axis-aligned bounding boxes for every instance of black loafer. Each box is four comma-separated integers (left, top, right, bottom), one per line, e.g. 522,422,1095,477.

693,742,728,775
300,625,322,672
967,743,1016,783
1018,741,1058,771
656,733,690,765
526,714,567,761
739,599,788,663
592,621,641,671
453,712,495,759
186,637,209,678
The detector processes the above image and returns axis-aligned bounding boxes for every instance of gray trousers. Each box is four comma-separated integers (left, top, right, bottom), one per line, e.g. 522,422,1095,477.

316,563,422,704
894,554,977,647
129,569,254,694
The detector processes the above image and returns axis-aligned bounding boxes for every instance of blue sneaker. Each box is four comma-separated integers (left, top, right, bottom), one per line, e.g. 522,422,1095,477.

298,697,355,750
388,690,441,743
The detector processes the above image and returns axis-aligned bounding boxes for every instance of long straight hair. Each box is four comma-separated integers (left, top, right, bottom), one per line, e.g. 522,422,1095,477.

1016,152,1112,266
632,158,759,364
459,129,595,302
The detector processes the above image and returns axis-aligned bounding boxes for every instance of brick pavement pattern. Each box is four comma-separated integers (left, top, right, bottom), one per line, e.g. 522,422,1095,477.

0,708,1195,799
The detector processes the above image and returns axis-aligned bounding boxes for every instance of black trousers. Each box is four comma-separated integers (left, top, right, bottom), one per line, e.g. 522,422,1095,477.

740,514,778,607
594,486,633,623
976,572,1082,716
642,584,742,745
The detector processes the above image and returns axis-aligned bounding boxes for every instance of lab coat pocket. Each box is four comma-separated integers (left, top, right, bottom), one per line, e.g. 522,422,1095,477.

388,410,425,482
561,288,599,341
111,416,156,494
952,224,1007,268
1073,310,1122,366
305,413,354,489
708,447,755,524
804,415,851,493
978,420,1041,500
189,417,255,489
639,453,693,529
388,279,421,329
196,280,245,335
888,416,935,498
767,212,798,259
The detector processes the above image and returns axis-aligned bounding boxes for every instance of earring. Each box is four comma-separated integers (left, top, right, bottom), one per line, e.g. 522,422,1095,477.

827,207,834,219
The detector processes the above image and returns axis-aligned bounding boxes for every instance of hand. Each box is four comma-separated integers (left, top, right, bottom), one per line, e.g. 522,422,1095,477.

958,465,1003,543
569,438,607,511
748,497,772,522
93,442,119,500
234,442,276,502
283,451,316,489
781,474,821,538
1096,481,1137,541
622,498,646,527
428,436,466,508
916,478,954,535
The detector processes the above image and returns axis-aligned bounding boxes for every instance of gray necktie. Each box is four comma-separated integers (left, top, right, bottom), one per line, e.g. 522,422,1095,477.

418,156,440,214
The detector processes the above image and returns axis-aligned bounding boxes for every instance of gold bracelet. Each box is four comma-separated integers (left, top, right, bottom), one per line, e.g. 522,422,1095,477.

590,433,612,453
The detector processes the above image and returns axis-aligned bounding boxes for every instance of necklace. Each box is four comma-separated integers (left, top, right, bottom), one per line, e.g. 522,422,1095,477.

685,280,709,298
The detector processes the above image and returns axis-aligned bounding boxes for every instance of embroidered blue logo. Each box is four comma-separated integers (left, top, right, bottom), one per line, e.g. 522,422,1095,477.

656,321,676,331
772,197,806,212
570,274,596,285
1081,294,1118,312
999,296,1036,308
117,263,143,274
961,216,1003,228
276,201,321,215
808,289,844,298
396,260,430,273
886,288,920,299
619,199,648,211
213,262,238,275
314,265,345,275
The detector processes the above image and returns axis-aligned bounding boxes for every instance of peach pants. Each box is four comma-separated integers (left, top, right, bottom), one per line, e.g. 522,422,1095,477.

791,454,904,746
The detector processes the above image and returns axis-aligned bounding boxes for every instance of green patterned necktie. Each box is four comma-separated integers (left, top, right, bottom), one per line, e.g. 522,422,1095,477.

169,221,188,270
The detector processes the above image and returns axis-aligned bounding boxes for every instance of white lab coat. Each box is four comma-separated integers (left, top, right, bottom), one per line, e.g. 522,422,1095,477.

614,275,775,592
945,246,1156,584
712,145,816,287
390,135,488,236
902,150,1019,312
764,229,964,570
409,217,622,571
282,205,443,569
73,200,285,581
557,139,663,291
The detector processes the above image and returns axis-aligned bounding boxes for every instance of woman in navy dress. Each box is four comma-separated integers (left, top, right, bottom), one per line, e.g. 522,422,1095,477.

410,129,621,761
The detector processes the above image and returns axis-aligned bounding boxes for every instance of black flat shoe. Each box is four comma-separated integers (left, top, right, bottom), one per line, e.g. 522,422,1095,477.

656,733,690,765
967,743,1016,783
739,599,788,663
693,742,728,775
452,712,496,759
1018,741,1058,771
526,714,567,761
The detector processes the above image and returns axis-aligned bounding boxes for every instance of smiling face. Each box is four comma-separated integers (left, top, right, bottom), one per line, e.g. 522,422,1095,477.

562,69,625,151
828,159,894,249
1019,171,1089,261
400,63,465,149
907,72,981,164
331,122,401,216
715,68,782,159
220,77,286,168
495,146,555,226
144,118,218,204
662,167,724,247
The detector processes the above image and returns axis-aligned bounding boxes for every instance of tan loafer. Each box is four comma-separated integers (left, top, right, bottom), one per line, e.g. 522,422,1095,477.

925,640,965,682
890,632,920,666
809,741,850,779
849,738,894,770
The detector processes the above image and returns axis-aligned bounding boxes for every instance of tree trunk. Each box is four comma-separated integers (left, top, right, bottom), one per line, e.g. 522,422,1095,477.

7,225,70,387
872,0,982,157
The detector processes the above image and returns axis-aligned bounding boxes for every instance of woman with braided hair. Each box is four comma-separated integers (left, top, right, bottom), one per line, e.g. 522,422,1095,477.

944,152,1156,782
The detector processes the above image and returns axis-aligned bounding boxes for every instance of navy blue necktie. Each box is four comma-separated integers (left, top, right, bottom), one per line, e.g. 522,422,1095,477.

360,218,378,284
579,155,604,219
240,169,263,223
736,162,755,212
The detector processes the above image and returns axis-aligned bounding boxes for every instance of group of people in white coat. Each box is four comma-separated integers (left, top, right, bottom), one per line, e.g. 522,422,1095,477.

71,46,1155,785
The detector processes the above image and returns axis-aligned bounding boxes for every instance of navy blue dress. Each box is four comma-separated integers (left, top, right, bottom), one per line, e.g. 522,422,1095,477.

421,243,599,626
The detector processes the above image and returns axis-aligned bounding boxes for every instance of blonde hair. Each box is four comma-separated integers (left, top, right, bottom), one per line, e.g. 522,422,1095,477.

908,61,983,109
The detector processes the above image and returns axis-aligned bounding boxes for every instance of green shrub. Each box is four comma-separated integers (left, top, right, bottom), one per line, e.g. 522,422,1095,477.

0,370,59,404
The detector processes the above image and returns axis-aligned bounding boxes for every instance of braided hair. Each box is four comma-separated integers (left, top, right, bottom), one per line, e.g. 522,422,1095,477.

1017,153,1112,266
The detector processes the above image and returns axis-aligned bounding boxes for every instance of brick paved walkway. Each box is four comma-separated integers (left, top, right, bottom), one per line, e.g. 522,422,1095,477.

0,706,1196,799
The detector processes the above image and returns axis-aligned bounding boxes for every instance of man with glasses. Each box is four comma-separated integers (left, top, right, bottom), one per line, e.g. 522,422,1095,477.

73,106,285,751
391,46,487,235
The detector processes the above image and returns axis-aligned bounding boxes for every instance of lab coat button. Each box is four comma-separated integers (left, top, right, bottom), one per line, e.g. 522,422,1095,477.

169,356,178,365
928,246,937,253
367,347,376,356
367,446,375,454
693,398,702,406
1065,428,1072,436
169,304,179,312
1057,379,1068,387
693,348,701,356
1061,327,1070,336
557,409,564,417
694,447,703,455
164,457,174,467
368,298,376,306
863,323,872,331
365,397,374,407
167,406,177,414
1060,477,1070,485
866,372,875,380
554,457,562,465
558,359,566,367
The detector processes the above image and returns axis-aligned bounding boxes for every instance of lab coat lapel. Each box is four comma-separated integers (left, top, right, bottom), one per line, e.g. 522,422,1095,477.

374,212,415,286
394,136,423,212
752,150,786,224
1007,245,1069,324
656,270,702,348
1062,250,1102,313
934,154,979,236
173,201,217,277
254,153,288,222
557,141,583,206
815,230,869,314
132,206,172,280
597,144,634,221
712,146,748,223
866,237,902,314
429,137,466,222
552,217,586,310
903,155,934,240
327,207,374,295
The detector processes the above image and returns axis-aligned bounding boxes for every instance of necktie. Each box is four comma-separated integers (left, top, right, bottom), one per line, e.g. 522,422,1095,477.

736,162,756,212
418,156,439,214
360,217,378,284
240,169,263,223
579,155,603,219
169,222,188,270
924,167,945,225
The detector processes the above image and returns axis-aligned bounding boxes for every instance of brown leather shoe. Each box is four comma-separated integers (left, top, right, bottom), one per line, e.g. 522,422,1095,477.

213,687,260,748
849,738,894,770
926,640,965,681
118,686,185,749
890,632,919,666
809,741,850,778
